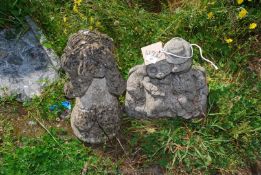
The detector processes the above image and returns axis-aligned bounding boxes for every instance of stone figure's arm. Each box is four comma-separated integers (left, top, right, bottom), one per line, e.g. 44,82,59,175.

128,64,146,76
64,77,93,98
126,65,147,97
142,77,165,97
192,67,208,95
106,68,126,96
125,64,147,116
192,67,208,115
104,53,126,96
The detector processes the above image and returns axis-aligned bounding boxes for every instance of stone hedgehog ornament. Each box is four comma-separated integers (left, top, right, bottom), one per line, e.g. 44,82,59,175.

125,37,215,119
61,30,126,143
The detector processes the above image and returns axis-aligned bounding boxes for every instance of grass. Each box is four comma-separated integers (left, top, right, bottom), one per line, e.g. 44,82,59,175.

0,0,260,174
0,121,117,175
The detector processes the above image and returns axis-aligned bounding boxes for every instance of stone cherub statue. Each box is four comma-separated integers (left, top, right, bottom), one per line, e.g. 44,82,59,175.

125,38,210,119
61,30,126,143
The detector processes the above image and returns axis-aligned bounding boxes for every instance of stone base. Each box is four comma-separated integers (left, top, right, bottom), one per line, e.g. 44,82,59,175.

71,78,120,143
125,65,208,119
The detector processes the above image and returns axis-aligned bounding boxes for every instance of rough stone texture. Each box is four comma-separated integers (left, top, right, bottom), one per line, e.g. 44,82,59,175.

61,30,126,143
0,17,60,101
164,37,192,64
61,30,125,98
125,38,208,119
71,78,120,143
163,37,192,73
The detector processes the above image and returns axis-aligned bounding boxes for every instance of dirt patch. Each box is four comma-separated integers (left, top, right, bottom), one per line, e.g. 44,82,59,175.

248,34,261,77
167,0,183,10
0,102,73,139
250,160,261,175
126,0,188,13
248,57,261,77
80,118,166,174
134,0,164,13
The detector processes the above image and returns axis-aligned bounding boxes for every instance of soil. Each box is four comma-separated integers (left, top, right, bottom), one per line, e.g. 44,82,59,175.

0,102,73,139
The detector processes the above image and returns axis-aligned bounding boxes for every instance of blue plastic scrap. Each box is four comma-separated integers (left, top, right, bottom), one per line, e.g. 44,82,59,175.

49,104,58,111
61,101,72,110
49,101,71,111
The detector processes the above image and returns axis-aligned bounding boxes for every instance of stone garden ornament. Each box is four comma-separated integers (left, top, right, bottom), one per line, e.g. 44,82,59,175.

61,30,126,143
125,37,218,119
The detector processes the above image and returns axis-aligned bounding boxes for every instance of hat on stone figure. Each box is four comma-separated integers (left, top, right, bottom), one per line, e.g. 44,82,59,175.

163,37,193,73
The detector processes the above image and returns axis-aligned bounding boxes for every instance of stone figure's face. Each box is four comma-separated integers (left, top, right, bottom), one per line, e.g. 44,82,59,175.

61,30,126,98
146,58,193,79
61,30,113,97
146,60,171,79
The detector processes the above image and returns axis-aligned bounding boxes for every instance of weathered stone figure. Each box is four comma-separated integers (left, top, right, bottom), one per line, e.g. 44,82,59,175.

61,30,125,143
125,38,208,119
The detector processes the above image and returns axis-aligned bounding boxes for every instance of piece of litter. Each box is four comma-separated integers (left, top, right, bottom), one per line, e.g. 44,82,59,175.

28,120,37,126
61,101,71,110
49,104,58,111
141,42,166,65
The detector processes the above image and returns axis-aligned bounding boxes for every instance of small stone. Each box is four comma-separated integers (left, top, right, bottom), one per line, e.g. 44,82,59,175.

28,120,37,126
60,109,71,120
